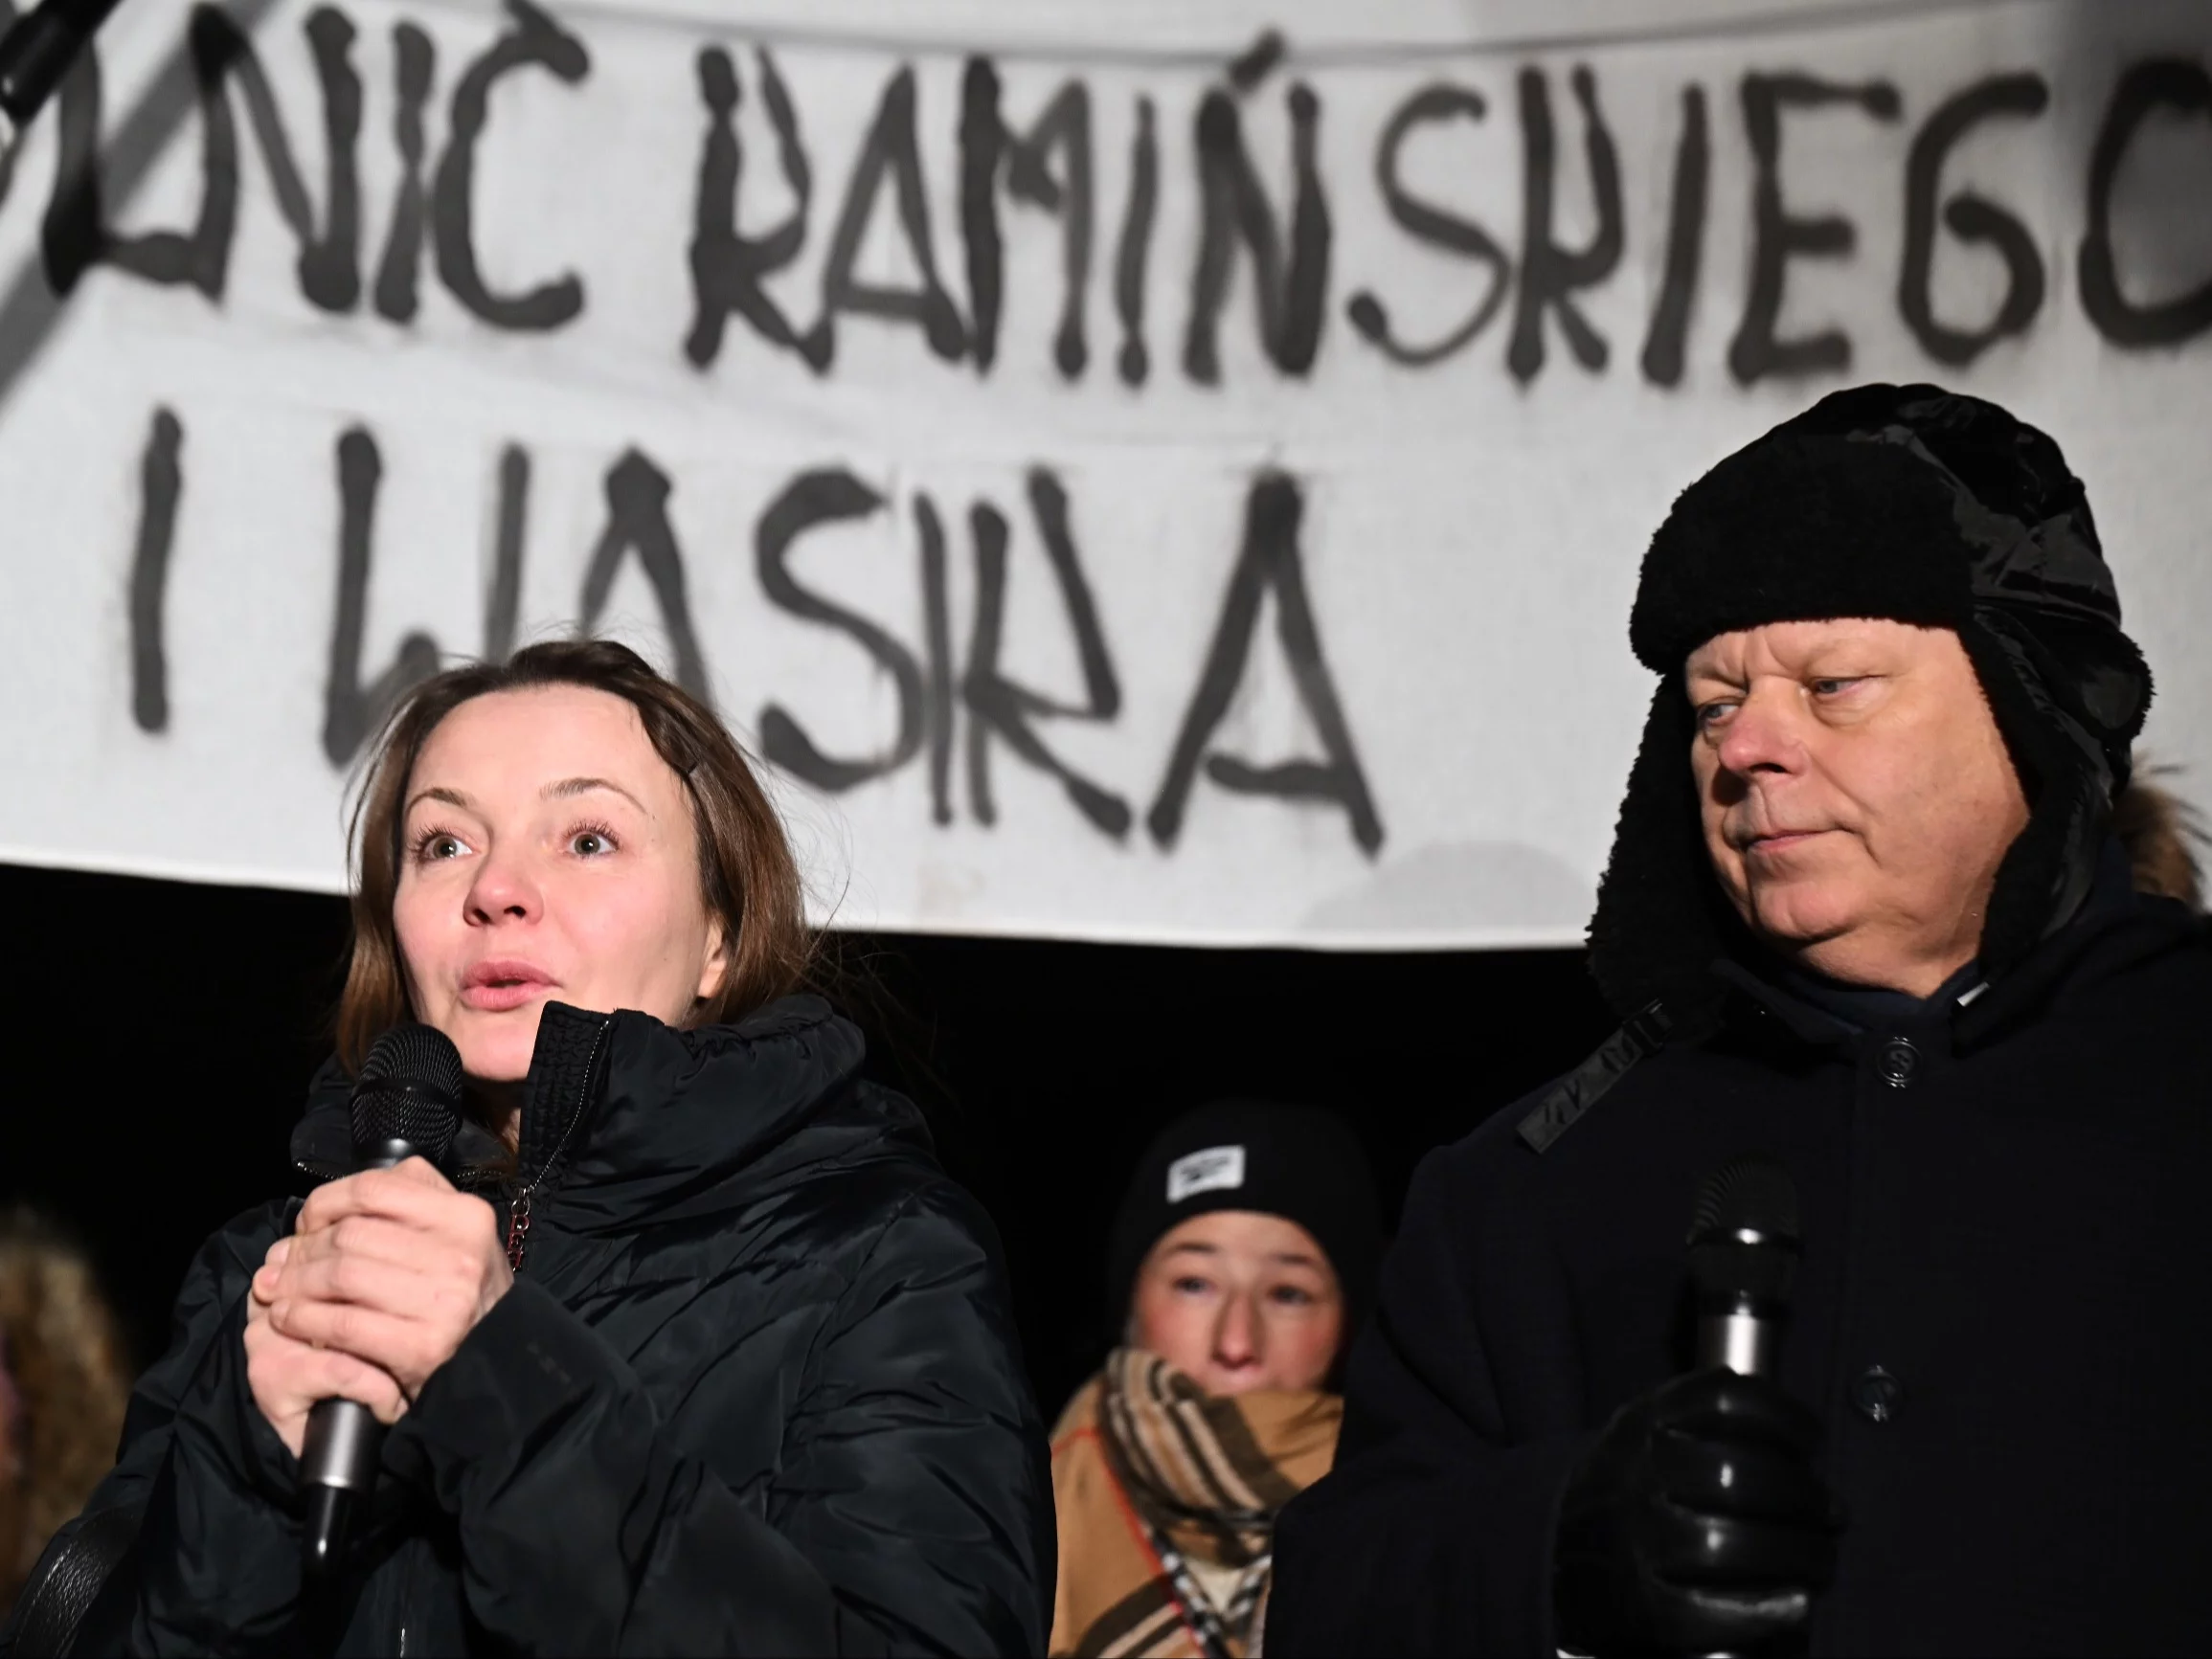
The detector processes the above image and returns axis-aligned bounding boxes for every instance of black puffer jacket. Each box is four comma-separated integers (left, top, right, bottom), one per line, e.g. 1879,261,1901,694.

34,997,1052,1656
1270,889,2212,1655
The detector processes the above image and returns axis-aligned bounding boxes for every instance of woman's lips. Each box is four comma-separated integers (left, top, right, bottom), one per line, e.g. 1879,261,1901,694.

460,963,556,1012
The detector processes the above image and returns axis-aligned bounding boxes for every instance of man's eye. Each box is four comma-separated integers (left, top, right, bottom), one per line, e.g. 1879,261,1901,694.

1811,677,1862,697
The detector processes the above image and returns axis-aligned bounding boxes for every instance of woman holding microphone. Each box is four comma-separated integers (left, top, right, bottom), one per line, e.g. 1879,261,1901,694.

24,640,1050,1655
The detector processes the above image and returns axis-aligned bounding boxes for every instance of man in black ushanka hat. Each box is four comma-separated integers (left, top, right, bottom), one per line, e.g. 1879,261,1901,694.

1267,385,2212,1656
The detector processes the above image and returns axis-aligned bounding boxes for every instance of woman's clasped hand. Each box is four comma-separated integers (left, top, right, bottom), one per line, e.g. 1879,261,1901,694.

244,1158,512,1457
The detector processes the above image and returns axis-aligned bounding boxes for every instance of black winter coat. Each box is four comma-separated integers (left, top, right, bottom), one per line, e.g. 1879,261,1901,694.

1270,893,2212,1656
34,997,1052,1656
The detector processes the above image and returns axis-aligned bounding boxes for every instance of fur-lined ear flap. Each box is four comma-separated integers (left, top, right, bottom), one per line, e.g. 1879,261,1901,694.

1963,620,2110,975
1588,685,1731,1023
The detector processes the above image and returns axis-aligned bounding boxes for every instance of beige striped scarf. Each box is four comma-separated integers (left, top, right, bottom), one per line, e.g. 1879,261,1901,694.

1050,1349,1343,1658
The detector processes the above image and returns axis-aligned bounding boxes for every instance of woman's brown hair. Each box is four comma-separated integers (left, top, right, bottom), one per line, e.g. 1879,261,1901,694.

334,640,815,1071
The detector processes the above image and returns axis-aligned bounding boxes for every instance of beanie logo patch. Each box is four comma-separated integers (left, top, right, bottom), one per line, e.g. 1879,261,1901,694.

1166,1145,1246,1204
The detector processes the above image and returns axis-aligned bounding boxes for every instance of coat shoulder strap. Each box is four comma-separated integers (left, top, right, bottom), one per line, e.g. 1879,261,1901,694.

3,1501,143,1657
1515,1000,1673,1155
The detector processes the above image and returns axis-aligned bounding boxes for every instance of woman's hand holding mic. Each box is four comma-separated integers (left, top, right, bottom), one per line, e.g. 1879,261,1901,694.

246,1157,513,1456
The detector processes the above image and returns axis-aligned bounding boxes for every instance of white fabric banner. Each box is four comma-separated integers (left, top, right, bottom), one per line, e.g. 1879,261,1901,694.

2,0,2208,946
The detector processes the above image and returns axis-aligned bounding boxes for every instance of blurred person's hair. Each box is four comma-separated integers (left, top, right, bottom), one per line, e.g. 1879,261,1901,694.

0,1211,129,1613
2114,767,2205,910
335,639,816,1072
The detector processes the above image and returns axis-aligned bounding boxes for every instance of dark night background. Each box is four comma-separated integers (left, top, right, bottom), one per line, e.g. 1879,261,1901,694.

0,860,1614,1416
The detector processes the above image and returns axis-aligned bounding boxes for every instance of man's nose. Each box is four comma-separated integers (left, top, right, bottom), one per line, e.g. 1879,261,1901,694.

1212,1291,1261,1370
1713,684,1807,778
465,847,541,925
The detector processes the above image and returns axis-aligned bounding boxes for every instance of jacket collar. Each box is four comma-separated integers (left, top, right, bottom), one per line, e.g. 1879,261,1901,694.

1704,864,2199,1059
291,995,884,1227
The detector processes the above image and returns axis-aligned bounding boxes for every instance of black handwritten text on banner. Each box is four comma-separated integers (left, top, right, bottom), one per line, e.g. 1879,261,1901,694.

2,0,2207,946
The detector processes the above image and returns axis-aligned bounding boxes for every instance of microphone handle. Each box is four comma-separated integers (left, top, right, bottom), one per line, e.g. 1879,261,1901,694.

1689,1301,1782,1658
299,1400,385,1580
1694,1305,1779,1377
298,1137,417,1581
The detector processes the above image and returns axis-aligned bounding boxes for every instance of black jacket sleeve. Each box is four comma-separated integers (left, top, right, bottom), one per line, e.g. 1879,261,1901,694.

395,1184,1052,1657
1269,1141,1591,1657
27,1204,312,1657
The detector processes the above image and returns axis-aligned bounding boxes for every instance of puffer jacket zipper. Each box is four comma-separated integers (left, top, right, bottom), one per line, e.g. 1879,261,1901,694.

296,1015,614,1277
504,1015,612,1273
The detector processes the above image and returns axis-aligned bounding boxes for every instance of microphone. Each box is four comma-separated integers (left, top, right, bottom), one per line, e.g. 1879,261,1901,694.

1685,1155,1802,1378
1682,1156,1807,1659
0,0,126,164
297,1024,463,1582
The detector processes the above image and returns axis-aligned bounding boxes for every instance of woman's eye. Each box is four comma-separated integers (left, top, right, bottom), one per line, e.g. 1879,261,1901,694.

1696,701,1737,729
1172,1275,1214,1296
1811,677,1861,697
415,831,468,861
1269,1285,1316,1308
569,828,617,857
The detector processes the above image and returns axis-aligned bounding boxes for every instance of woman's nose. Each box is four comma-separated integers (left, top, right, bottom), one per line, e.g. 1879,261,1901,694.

1212,1291,1261,1369
464,848,541,925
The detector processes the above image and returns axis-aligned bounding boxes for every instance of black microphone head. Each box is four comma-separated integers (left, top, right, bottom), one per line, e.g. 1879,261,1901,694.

350,1024,464,1167
1686,1154,1802,1312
